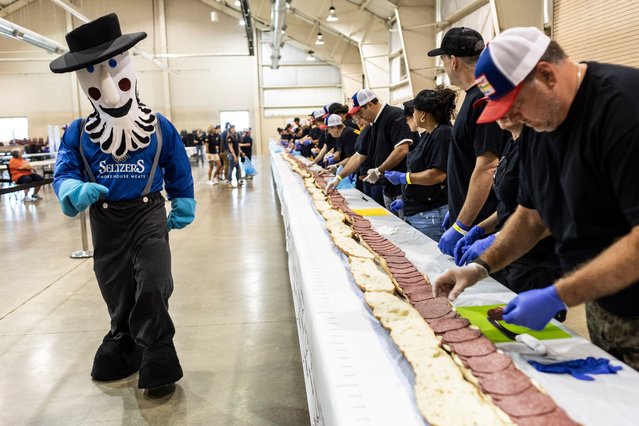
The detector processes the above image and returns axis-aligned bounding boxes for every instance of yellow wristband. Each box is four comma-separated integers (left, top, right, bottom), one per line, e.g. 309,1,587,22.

405,172,412,185
452,222,468,236
336,175,343,181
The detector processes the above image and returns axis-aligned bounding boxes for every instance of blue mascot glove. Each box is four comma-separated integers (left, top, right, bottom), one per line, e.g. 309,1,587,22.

441,211,450,232
167,198,196,231
453,225,485,265
528,357,622,381
390,199,404,212
502,285,567,331
384,171,407,185
57,179,109,217
458,234,496,266
438,220,469,256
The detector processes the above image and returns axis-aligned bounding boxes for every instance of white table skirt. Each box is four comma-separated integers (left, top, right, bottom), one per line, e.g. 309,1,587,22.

270,145,639,426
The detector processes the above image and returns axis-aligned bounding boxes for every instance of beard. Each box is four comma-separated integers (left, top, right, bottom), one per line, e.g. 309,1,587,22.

84,85,157,162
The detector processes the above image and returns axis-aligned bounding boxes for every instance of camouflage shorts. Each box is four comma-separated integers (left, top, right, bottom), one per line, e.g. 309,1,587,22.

586,301,639,371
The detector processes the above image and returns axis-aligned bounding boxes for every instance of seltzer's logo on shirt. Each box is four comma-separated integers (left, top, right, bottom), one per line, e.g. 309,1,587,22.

476,74,496,97
98,159,146,179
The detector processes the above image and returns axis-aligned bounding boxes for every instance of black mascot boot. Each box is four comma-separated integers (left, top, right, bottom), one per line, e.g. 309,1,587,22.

138,341,183,389
91,334,143,381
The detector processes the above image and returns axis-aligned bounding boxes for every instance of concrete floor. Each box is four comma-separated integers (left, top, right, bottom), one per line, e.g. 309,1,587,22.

0,156,311,426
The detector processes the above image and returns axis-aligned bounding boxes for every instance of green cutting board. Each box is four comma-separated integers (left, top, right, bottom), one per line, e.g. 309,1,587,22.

455,304,571,343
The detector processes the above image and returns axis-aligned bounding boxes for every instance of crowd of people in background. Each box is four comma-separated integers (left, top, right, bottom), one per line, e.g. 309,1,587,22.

181,123,254,188
278,26,639,371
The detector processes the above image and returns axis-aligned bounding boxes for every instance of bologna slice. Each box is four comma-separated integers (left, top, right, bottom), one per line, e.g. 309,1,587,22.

442,327,483,344
413,298,452,319
479,368,532,396
450,336,497,357
465,352,513,374
495,388,557,418
513,408,578,426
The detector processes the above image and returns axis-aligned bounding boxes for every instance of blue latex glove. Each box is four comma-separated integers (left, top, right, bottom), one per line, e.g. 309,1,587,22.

438,220,469,256
453,225,486,265
294,142,303,151
326,155,336,166
441,211,450,231
503,285,567,331
167,198,196,231
528,357,622,381
384,171,407,185
57,179,109,217
390,199,404,212
458,234,496,266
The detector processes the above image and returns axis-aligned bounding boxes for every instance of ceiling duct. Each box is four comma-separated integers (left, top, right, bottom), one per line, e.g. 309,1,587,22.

239,0,254,56
270,0,288,69
0,17,67,54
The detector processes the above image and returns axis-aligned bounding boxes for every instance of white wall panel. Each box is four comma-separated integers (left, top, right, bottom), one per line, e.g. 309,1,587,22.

262,65,341,87
263,87,342,107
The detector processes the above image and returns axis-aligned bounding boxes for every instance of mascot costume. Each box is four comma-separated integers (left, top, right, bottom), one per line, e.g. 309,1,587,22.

50,13,195,389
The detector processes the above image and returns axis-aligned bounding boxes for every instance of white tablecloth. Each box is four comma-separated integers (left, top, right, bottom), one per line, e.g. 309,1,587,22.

271,145,639,426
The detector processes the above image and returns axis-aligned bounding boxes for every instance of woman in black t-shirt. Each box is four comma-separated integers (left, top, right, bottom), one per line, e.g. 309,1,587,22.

206,125,222,184
385,88,456,241
453,118,562,293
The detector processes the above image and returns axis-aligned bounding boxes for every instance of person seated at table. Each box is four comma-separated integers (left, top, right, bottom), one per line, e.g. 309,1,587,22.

8,149,44,201
384,88,456,241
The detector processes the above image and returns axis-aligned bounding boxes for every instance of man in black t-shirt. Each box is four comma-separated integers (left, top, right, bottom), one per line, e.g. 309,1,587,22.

433,27,639,370
427,27,509,257
322,114,360,173
240,128,253,160
327,89,412,211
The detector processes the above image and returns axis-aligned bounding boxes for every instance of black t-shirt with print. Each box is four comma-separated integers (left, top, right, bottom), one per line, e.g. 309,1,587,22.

227,132,239,154
242,134,253,158
335,126,359,160
403,122,451,216
448,85,509,225
207,133,221,154
366,104,413,197
354,126,371,177
518,62,639,317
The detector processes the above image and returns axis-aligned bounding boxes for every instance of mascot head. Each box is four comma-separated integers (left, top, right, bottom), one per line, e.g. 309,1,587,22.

50,13,156,162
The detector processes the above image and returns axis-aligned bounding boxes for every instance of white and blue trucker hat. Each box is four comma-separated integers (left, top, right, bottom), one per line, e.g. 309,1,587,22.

474,27,551,123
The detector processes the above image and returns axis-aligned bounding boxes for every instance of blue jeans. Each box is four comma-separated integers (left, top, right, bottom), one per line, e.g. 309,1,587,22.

227,153,240,182
405,205,448,241
195,144,204,164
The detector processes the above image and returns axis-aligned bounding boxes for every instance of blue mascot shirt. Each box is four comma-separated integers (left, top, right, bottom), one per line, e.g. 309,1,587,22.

54,113,193,201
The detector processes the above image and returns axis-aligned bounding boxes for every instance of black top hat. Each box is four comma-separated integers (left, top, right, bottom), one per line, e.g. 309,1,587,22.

50,13,146,74
427,27,484,57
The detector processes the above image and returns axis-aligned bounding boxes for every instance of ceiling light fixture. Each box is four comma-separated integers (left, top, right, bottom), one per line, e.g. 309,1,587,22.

234,0,241,6
327,1,338,22
315,31,325,45
306,50,316,61
239,19,246,26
